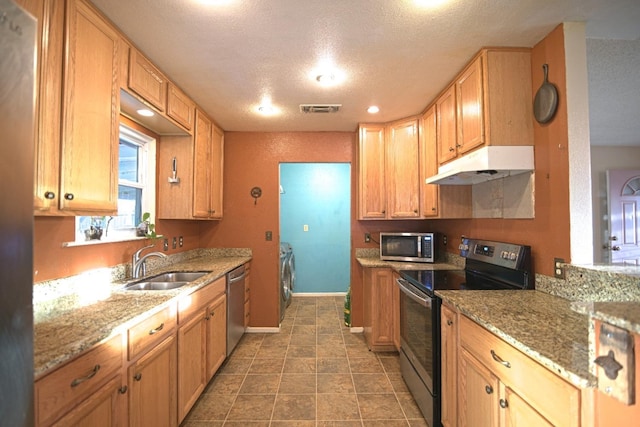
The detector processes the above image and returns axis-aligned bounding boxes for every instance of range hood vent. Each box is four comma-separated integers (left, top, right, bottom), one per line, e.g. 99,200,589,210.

426,146,534,185
299,104,342,113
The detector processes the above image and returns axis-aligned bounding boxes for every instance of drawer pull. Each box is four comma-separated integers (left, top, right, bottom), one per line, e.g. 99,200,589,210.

490,349,511,368
149,323,164,335
499,398,509,409
134,373,142,381
70,364,100,387
485,385,493,394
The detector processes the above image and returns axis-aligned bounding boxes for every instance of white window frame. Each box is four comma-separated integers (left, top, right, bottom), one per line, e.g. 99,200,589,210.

73,124,157,244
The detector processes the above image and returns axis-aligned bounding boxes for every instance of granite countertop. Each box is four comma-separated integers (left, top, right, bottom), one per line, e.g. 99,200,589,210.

356,256,462,271
436,290,595,388
579,301,640,334
34,254,251,379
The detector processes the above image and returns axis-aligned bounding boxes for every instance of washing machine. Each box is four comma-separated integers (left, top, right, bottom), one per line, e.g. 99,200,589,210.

279,242,294,322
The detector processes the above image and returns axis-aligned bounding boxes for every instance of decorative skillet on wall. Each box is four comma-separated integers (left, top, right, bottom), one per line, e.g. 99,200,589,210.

534,64,559,124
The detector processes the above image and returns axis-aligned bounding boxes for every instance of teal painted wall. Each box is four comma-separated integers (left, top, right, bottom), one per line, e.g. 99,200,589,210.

280,163,351,293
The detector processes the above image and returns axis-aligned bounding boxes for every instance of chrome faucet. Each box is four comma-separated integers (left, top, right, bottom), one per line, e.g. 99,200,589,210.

132,244,167,279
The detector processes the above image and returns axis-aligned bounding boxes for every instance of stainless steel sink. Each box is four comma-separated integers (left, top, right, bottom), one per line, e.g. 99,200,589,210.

124,281,189,291
147,271,210,283
123,271,211,291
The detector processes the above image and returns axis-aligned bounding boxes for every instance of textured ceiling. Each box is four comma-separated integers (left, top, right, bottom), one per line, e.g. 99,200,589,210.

91,0,640,145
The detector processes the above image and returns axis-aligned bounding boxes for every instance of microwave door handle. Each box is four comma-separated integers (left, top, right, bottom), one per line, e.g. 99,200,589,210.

396,278,430,308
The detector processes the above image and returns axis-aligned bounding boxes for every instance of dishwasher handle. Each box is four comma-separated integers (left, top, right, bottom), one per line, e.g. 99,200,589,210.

227,266,246,283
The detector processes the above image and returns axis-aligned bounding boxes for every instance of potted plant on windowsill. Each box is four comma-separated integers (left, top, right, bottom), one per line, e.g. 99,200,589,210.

136,212,159,239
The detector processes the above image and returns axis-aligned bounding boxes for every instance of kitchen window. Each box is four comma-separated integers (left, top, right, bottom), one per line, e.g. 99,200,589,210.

74,124,156,243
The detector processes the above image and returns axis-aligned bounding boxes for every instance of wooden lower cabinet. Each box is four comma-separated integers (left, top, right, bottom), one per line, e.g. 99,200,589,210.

362,268,399,351
128,334,177,427
177,278,227,422
244,264,251,328
456,313,581,427
440,303,458,427
53,375,125,427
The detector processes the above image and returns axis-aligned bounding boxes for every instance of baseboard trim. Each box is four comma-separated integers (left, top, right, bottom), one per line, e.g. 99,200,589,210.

245,326,280,333
292,292,347,297
349,327,364,333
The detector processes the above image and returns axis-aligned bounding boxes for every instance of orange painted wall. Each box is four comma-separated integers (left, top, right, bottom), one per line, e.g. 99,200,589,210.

199,132,354,327
418,24,572,278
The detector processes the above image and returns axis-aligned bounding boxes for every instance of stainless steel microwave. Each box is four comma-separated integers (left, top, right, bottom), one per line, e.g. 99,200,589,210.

380,232,437,263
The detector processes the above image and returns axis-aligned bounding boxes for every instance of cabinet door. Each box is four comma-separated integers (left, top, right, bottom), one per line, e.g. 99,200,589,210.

59,0,119,213
129,335,177,427
419,106,439,217
458,348,499,427
358,125,387,219
436,85,457,165
206,294,227,381
440,304,457,427
192,109,212,218
502,385,553,427
128,48,167,112
167,83,195,132
209,125,224,219
365,268,396,351
386,118,420,218
456,56,485,154
53,375,124,427
24,0,65,213
177,311,206,423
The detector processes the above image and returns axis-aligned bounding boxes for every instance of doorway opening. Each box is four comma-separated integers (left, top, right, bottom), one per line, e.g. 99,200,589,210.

279,163,351,298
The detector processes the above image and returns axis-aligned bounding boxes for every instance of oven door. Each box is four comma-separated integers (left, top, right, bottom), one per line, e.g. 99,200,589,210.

396,277,439,394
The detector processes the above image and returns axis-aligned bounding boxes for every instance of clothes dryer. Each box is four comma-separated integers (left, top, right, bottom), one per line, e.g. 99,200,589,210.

279,242,293,322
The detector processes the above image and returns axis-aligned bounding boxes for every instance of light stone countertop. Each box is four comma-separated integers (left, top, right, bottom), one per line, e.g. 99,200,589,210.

436,290,595,388
34,254,251,379
356,256,462,271
588,301,640,334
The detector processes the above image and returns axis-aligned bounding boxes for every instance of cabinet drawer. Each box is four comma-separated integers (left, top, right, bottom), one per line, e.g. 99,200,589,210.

128,305,176,360
35,334,122,426
178,276,226,323
459,315,580,427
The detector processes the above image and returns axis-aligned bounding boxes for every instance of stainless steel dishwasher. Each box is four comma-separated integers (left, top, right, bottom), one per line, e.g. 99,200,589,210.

226,265,246,356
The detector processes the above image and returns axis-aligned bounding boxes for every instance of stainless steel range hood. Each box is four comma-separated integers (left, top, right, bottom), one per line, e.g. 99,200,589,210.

425,146,534,185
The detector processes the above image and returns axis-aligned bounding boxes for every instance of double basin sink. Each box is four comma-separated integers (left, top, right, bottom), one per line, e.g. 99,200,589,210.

124,271,210,291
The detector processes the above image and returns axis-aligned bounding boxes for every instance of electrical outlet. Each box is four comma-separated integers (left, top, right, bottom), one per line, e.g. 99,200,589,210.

266,231,272,241
554,257,566,279
179,236,183,247
172,237,177,249
443,235,448,245
163,238,169,251
364,233,371,243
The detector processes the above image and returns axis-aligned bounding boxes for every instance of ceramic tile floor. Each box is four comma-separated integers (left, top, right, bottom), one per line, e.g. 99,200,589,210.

181,295,429,427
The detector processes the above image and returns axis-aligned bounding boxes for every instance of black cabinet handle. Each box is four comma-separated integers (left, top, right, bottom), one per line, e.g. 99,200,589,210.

44,191,55,199
134,373,142,381
485,385,493,394
499,399,508,409
64,193,74,200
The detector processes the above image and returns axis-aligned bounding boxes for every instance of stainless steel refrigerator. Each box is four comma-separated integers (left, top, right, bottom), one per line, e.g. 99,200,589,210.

0,0,36,425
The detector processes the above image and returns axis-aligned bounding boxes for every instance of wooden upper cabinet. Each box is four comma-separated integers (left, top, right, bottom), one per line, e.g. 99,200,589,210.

209,124,224,219
437,48,533,167
456,56,485,154
436,85,458,165
386,118,420,218
358,125,387,219
192,110,213,218
419,106,439,217
167,83,195,132
58,0,119,213
128,48,168,112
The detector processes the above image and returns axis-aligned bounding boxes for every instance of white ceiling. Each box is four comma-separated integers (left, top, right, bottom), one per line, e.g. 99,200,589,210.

91,0,640,145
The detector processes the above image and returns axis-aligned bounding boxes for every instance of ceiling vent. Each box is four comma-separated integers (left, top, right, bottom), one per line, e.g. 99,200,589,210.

299,104,342,114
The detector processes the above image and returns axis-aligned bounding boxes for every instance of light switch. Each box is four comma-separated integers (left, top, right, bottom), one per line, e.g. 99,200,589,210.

303,224,309,232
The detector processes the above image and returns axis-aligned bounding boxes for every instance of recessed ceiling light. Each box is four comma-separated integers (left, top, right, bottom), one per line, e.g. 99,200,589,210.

367,106,380,114
414,0,450,7
137,109,154,117
257,104,279,116
316,74,335,84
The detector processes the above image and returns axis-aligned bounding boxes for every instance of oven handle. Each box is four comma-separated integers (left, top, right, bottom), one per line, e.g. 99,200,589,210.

396,278,431,308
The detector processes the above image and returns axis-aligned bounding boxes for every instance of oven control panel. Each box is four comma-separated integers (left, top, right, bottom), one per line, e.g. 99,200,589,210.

460,237,531,270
